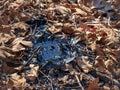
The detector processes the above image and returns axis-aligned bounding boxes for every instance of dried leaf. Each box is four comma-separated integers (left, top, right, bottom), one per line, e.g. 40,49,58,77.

87,32,97,39
55,6,71,15
25,64,39,80
12,22,28,31
3,62,22,73
11,37,33,52
19,13,31,22
114,0,120,6
87,78,99,90
79,22,88,30
0,47,14,59
0,25,11,34
0,33,13,44
7,73,26,90
48,23,62,34
62,23,74,34
58,75,69,83
90,42,105,56
82,56,92,67
16,0,24,4
116,21,120,28
73,8,87,16
61,64,74,72
75,58,91,73
94,56,108,73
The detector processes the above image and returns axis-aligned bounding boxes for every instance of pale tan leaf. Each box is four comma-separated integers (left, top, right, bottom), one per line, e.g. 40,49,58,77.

55,5,71,15
16,0,24,4
73,8,87,16
11,37,33,52
0,47,14,59
48,23,62,34
12,22,28,31
25,64,39,81
58,75,69,83
0,33,13,44
7,73,26,90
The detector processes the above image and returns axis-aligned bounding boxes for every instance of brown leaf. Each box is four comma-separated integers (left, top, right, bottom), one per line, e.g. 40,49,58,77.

3,62,22,73
87,32,97,39
75,58,91,73
16,0,24,4
79,22,88,30
94,56,108,73
11,37,33,52
104,59,116,76
0,47,15,59
99,30,107,37
61,64,74,72
116,21,120,28
62,23,74,35
58,75,69,83
12,22,28,31
87,78,99,90
25,64,39,81
7,73,26,90
19,13,31,22
48,23,62,34
0,33,13,44
90,42,105,56
73,8,87,16
1,15,9,25
82,56,92,67
0,25,11,34
55,6,71,15
95,56,106,67
114,0,120,6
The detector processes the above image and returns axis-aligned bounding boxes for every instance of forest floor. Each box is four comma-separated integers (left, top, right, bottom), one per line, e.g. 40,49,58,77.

0,0,120,90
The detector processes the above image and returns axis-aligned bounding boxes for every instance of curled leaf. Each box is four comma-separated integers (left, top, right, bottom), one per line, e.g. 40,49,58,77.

7,73,26,90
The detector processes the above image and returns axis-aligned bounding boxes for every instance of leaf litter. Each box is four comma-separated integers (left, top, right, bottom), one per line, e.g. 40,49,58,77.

0,0,120,90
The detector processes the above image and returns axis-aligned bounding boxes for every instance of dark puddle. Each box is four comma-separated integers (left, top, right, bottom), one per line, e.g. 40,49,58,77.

26,18,85,67
25,18,91,89
36,35,85,67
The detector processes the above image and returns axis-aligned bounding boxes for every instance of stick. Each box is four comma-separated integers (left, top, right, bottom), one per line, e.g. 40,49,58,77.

96,72,120,88
22,46,43,67
75,73,85,90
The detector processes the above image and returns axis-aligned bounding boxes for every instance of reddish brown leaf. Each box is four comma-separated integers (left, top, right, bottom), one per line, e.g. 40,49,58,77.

62,23,74,35
87,78,99,90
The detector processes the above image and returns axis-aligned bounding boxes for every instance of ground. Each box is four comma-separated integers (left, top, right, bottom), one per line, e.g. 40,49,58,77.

0,0,120,90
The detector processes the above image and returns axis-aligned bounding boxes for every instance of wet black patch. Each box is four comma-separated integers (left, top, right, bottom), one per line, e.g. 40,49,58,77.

27,18,85,66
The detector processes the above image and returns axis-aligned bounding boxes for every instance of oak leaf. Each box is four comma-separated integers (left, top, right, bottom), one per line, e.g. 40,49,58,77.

7,73,26,90
11,37,33,52
62,23,74,35
86,78,99,90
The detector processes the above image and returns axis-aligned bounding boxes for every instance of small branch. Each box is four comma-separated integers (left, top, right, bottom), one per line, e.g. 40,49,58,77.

39,70,54,90
75,73,85,90
96,72,120,88
22,46,43,67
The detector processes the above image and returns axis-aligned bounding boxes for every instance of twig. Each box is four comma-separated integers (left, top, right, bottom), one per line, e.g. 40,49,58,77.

22,46,43,67
96,72,120,88
39,70,54,90
75,73,85,90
